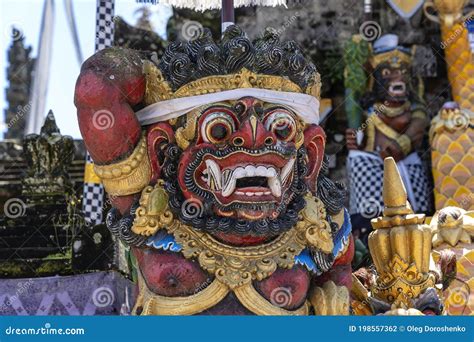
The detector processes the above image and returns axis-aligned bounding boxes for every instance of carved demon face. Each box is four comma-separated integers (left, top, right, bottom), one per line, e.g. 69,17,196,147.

148,97,326,239
373,62,411,103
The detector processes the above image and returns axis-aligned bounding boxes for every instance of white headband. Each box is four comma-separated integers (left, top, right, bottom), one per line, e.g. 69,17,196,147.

136,88,320,126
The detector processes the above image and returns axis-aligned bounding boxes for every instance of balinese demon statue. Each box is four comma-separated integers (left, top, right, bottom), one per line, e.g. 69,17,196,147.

346,34,430,236
75,26,353,315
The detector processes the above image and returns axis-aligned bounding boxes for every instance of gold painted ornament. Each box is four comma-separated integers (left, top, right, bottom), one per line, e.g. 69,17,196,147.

429,106,474,210
93,133,152,196
368,158,437,309
144,61,321,104
132,181,334,289
310,281,350,315
132,180,174,236
130,183,339,315
430,206,474,315
424,0,474,111
387,0,425,19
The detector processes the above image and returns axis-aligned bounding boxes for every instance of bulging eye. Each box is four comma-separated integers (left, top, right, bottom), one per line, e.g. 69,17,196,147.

381,68,391,77
264,111,296,142
201,112,235,144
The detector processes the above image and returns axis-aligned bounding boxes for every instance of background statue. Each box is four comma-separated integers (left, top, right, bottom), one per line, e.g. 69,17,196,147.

346,34,430,242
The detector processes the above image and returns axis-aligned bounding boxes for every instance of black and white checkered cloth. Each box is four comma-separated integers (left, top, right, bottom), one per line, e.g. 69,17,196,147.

405,160,430,213
348,151,384,218
95,0,115,51
82,1,115,226
82,153,105,225
348,151,430,218
83,182,105,224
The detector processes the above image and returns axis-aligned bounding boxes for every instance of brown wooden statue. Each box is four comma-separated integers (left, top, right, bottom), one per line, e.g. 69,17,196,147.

345,34,430,236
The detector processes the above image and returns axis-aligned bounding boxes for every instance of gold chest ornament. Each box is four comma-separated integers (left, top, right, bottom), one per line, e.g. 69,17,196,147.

132,180,334,289
130,180,348,315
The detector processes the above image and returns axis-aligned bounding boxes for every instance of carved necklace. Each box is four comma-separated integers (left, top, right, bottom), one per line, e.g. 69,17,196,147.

131,180,334,289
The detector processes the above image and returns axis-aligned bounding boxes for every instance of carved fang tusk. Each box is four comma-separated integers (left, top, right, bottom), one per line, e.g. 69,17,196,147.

205,159,222,190
268,176,282,197
222,171,237,197
281,158,295,184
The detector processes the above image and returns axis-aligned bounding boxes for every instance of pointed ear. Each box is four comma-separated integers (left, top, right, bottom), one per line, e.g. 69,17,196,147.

303,125,326,194
146,123,175,183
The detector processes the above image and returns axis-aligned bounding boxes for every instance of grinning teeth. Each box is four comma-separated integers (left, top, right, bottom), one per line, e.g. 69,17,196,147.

234,167,246,178
205,159,222,190
245,165,256,177
255,166,266,177
280,158,295,184
225,165,278,180
222,170,236,197
268,176,282,197
210,163,287,197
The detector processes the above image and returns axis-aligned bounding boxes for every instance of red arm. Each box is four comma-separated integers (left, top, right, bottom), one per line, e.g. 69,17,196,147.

74,47,146,213
74,47,145,164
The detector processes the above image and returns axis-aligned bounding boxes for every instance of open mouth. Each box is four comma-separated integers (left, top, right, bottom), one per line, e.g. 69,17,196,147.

195,151,296,206
388,81,406,96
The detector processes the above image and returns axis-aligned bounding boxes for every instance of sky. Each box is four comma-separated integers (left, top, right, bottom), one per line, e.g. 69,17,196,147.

0,0,172,139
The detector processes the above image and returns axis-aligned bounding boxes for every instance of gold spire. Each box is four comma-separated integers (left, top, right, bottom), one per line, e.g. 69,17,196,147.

367,157,436,308
382,157,413,217
371,157,425,229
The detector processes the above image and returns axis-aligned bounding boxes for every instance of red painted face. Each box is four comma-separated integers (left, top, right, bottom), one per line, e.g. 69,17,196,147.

172,97,325,221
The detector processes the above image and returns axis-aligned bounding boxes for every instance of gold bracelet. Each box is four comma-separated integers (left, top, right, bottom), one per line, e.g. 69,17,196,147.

396,134,412,156
94,133,151,196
